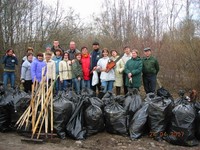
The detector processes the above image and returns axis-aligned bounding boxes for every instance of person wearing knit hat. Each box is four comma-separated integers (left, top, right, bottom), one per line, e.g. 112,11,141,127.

52,48,63,94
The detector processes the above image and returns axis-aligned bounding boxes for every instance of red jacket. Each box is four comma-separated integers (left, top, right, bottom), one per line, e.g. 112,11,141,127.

81,53,90,80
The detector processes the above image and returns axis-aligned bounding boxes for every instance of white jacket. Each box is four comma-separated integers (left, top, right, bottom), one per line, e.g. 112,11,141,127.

44,59,56,80
97,57,115,82
59,60,72,81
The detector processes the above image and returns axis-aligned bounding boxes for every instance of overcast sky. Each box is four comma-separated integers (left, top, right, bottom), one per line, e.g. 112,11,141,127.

43,0,102,22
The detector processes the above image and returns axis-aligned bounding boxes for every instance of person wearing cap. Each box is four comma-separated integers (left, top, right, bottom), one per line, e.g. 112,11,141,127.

124,49,142,91
22,47,36,64
59,52,73,91
52,48,63,94
2,49,18,89
51,40,64,54
121,46,132,95
65,41,80,60
21,53,34,93
72,52,84,94
142,47,159,94
90,41,102,94
31,53,46,83
81,46,91,89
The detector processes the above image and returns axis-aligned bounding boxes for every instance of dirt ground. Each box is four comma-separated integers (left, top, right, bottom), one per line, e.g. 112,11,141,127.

0,131,199,150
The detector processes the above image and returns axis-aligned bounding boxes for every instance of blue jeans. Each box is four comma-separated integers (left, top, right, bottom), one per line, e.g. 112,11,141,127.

143,74,157,94
101,80,114,93
62,79,72,91
83,80,90,89
72,78,84,94
3,71,15,89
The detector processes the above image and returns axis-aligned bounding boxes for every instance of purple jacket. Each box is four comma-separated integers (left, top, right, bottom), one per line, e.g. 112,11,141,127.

31,59,46,82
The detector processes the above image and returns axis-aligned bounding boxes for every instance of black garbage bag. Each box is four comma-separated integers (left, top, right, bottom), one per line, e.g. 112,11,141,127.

0,100,11,132
175,96,192,106
65,89,79,104
84,103,104,136
81,88,95,97
2,89,31,127
129,103,149,139
164,102,198,146
115,95,126,106
66,98,86,140
0,81,5,95
0,88,30,132
53,95,75,139
102,91,116,106
104,101,128,135
88,97,104,109
124,89,142,121
194,102,200,140
174,90,193,106
10,91,31,127
157,87,173,99
148,94,173,141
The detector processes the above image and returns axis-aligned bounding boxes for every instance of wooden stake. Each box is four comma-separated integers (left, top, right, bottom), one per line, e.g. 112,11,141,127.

50,79,54,139
31,84,53,138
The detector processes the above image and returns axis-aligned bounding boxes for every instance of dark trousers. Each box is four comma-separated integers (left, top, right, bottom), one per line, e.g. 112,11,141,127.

143,74,157,94
23,80,32,93
55,77,62,94
123,73,128,95
116,86,121,95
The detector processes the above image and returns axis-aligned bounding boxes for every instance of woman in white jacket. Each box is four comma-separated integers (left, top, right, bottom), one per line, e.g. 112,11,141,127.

97,48,115,93
59,52,73,91
110,50,124,95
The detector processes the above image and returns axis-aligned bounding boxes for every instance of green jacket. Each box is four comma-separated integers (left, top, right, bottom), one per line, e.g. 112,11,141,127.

124,57,142,88
72,59,83,78
142,56,159,75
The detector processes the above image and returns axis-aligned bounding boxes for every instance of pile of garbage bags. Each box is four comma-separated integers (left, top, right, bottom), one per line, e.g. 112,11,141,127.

0,85,200,147
0,88,31,132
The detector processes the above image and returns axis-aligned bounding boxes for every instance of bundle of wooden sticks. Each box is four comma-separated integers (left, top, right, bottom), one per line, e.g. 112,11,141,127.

15,74,54,140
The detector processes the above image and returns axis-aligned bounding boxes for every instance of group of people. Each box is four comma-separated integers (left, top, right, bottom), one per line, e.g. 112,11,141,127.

1,40,159,95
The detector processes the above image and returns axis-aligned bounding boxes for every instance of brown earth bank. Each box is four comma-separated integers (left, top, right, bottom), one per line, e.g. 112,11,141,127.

0,132,199,150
